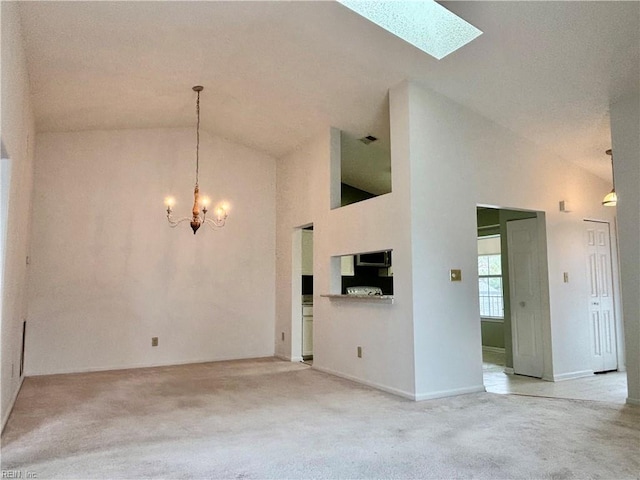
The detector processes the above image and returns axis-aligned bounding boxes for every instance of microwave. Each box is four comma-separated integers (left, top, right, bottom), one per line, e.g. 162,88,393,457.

356,250,391,267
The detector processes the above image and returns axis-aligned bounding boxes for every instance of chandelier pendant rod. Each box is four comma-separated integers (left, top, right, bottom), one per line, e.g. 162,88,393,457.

195,85,201,187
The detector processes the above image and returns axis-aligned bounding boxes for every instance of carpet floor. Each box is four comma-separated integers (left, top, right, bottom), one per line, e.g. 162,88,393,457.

2,358,639,479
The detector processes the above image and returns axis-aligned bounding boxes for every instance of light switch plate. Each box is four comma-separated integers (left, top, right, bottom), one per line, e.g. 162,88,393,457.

563,272,569,283
559,200,572,213
450,269,462,282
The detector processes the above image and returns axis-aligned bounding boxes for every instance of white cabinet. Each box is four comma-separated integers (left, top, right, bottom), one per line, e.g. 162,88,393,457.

302,305,313,357
302,230,313,275
341,255,354,276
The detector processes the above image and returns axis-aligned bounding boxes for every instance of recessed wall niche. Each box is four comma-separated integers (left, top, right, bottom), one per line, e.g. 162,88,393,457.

332,97,392,208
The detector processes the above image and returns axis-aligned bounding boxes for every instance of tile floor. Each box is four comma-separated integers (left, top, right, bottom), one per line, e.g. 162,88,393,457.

483,349,628,404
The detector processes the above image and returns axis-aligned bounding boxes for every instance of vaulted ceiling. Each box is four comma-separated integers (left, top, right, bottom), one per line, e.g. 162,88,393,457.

17,1,640,181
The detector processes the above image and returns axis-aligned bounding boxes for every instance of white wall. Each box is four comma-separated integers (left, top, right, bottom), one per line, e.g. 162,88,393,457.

1,1,36,428
275,133,326,362
407,82,620,387
27,128,276,375
276,117,418,398
406,82,485,398
276,80,621,401
610,90,640,404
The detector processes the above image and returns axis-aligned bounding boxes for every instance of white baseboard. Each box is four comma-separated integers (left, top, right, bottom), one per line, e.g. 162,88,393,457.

26,354,277,377
415,384,486,401
482,346,505,354
503,367,514,374
626,397,640,406
312,365,415,400
2,376,24,433
275,354,303,363
552,370,594,382
312,365,486,401
275,354,292,362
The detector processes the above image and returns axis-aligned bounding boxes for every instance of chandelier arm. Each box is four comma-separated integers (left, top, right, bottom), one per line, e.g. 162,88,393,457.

167,215,193,228
203,217,227,229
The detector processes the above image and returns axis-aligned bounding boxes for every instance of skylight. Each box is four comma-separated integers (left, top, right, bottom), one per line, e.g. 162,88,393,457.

337,0,482,60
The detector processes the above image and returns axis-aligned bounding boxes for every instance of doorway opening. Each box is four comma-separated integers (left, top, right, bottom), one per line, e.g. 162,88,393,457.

476,207,627,403
476,207,553,387
477,207,543,379
291,224,314,364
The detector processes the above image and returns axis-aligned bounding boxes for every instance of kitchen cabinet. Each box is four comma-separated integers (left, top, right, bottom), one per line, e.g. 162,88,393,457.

341,255,354,276
302,230,313,275
302,305,313,358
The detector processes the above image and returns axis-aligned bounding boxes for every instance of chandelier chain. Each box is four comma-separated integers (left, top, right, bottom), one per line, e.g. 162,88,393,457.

195,89,200,187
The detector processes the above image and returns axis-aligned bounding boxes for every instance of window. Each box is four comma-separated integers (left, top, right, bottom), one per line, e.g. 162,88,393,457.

478,236,504,319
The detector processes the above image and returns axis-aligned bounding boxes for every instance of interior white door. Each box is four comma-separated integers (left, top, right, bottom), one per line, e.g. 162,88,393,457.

585,221,617,372
507,218,544,378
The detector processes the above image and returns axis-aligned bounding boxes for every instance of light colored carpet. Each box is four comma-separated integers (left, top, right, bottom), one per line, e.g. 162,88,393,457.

2,358,639,479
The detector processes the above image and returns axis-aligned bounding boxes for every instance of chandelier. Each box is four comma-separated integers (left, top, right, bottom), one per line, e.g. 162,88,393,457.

165,86,229,234
602,149,617,207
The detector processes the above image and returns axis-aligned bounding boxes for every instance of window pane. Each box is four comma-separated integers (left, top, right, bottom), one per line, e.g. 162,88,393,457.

479,297,490,317
478,277,489,295
478,249,504,318
488,277,503,294
478,256,489,275
488,255,502,275
489,296,504,317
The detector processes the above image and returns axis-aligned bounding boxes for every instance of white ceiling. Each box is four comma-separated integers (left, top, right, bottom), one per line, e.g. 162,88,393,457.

17,1,640,181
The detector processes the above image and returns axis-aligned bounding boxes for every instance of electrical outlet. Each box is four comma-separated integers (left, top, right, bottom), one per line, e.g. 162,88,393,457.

151,337,158,347
357,346,362,358
11,363,14,378
281,332,285,341
563,272,569,283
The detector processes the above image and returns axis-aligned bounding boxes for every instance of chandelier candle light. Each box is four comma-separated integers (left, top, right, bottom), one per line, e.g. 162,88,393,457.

165,86,229,234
